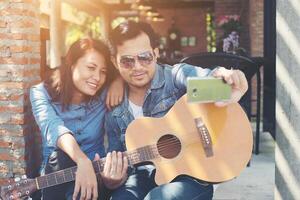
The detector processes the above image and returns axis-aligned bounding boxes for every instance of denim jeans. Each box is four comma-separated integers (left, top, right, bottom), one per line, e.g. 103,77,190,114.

42,150,213,200
110,165,213,200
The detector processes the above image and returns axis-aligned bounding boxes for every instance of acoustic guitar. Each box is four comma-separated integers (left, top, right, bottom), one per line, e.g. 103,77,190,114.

0,94,253,199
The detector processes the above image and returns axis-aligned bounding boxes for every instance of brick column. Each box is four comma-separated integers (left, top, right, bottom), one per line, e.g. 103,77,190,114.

248,0,264,117
249,0,264,57
0,0,41,184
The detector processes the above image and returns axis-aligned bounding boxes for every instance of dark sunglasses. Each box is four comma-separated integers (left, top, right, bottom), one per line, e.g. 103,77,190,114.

119,51,155,69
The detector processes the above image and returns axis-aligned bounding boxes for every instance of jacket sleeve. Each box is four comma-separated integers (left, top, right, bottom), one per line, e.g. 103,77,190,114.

30,84,73,148
105,112,123,153
171,63,218,91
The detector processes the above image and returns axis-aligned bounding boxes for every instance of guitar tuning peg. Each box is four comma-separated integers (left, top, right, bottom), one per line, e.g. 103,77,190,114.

14,177,21,182
21,175,27,179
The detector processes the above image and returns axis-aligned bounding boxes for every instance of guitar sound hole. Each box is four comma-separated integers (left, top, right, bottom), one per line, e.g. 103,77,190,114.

157,134,181,159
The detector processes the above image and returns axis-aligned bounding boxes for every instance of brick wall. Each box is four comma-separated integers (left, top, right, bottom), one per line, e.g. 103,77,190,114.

143,1,261,56
148,7,210,56
0,0,41,185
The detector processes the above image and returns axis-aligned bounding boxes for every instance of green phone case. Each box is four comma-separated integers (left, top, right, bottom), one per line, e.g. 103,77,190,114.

187,77,232,103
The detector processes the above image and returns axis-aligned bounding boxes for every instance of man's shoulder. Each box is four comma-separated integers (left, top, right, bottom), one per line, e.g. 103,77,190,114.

106,101,127,118
157,63,173,71
156,63,177,78
157,62,189,74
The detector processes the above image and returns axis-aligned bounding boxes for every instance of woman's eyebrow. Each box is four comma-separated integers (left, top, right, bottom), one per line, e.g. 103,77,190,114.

88,61,108,70
88,62,98,67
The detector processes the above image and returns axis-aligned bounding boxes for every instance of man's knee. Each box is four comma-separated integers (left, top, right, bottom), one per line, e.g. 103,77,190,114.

110,190,139,200
144,181,213,200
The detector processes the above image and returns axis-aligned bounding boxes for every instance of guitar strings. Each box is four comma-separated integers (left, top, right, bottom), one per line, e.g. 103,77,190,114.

154,135,209,155
39,139,202,187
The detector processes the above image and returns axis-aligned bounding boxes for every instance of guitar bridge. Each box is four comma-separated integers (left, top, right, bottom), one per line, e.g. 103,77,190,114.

194,117,214,157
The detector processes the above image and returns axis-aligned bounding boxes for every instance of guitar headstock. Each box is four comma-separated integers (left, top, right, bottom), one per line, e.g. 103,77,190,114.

0,175,37,200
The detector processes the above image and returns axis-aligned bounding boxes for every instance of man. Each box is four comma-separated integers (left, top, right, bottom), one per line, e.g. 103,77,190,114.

105,20,248,200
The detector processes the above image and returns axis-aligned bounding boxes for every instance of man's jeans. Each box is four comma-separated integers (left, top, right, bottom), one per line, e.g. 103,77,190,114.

110,165,213,200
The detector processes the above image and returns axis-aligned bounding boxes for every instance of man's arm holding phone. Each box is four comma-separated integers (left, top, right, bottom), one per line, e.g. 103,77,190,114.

212,67,248,106
172,63,248,105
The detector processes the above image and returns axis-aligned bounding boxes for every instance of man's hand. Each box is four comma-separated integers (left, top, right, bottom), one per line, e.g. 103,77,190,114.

212,67,248,107
100,151,128,189
106,76,124,110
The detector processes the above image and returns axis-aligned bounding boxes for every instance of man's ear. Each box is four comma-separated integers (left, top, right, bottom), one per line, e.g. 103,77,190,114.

154,48,160,58
111,56,119,70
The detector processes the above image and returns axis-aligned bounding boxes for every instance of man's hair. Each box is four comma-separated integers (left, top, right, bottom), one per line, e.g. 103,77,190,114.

109,20,159,56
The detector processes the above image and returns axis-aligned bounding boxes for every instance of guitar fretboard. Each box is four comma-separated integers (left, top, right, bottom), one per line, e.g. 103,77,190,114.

36,144,159,189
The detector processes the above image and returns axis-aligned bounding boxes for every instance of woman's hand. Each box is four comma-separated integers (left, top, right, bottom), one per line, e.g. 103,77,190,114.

212,67,248,107
106,76,125,110
101,151,128,189
73,157,98,200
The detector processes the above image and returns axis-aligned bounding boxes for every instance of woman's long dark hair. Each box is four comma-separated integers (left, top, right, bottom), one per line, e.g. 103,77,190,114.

44,38,116,110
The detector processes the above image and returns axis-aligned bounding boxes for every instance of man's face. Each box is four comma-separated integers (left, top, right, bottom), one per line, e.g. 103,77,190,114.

113,32,158,89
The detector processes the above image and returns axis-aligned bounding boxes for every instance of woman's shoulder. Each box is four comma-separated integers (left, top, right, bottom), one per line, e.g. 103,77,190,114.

30,82,52,101
92,87,108,103
30,82,49,94
85,87,108,109
31,82,45,90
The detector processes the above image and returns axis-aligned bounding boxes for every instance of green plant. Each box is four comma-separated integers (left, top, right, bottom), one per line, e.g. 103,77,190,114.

217,15,242,37
65,16,102,47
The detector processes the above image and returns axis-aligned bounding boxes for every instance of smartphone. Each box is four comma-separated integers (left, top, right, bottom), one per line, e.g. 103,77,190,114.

187,77,231,103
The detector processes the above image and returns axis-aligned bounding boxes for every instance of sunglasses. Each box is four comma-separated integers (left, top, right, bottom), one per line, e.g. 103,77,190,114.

119,51,155,69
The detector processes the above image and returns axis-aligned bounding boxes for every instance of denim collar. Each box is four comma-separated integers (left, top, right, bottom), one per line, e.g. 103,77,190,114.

111,63,165,117
51,86,106,110
151,64,165,90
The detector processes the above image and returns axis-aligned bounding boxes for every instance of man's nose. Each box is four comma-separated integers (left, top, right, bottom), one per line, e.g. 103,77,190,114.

132,59,143,69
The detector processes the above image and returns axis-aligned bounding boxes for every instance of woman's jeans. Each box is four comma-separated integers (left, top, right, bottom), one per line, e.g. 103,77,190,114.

42,149,109,200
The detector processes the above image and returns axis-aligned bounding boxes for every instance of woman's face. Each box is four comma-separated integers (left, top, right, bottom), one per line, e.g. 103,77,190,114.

71,49,107,103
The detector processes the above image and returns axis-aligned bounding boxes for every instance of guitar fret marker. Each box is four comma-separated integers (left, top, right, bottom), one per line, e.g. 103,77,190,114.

54,173,58,184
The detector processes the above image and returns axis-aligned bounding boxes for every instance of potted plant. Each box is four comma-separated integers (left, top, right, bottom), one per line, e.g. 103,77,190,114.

217,15,245,54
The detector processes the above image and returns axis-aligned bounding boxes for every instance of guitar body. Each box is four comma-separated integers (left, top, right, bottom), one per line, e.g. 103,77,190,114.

125,94,253,184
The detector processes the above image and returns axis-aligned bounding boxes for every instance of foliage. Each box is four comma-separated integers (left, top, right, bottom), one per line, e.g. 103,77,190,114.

65,16,102,47
206,13,216,52
217,15,242,36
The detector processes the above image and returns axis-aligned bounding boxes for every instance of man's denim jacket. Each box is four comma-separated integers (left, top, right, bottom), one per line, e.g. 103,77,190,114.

105,63,213,152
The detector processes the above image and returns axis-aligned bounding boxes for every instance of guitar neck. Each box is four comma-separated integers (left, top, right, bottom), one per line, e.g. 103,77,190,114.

36,144,159,189
36,158,103,189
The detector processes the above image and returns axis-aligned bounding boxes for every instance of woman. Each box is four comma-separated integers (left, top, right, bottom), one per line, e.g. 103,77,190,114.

30,38,128,200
